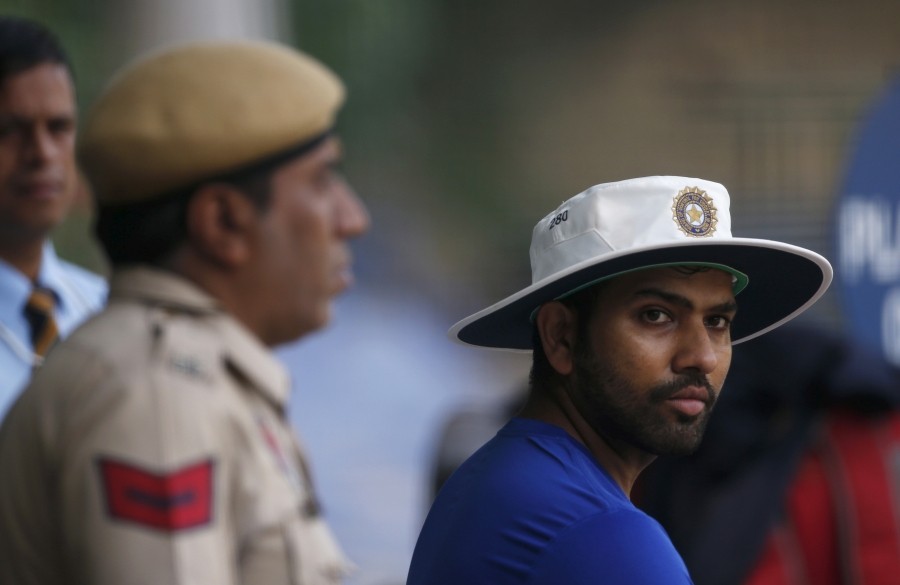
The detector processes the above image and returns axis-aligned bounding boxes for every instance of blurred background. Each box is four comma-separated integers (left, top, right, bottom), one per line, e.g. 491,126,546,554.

4,0,900,583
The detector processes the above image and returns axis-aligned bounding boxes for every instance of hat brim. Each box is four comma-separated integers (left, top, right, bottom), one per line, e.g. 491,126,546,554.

450,238,833,351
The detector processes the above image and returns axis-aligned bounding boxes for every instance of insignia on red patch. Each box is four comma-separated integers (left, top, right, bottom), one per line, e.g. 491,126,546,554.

97,457,215,532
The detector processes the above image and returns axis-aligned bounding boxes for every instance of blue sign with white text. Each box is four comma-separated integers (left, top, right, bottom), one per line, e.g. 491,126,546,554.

835,76,900,365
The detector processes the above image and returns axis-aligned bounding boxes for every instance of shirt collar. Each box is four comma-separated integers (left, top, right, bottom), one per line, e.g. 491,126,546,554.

219,316,291,410
0,254,32,325
38,242,75,307
110,265,220,314
0,242,67,322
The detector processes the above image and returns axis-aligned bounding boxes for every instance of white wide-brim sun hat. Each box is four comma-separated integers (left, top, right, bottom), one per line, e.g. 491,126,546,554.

450,176,833,351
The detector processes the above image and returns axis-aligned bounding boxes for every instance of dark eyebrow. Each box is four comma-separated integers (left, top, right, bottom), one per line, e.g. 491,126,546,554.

0,113,75,125
633,288,737,314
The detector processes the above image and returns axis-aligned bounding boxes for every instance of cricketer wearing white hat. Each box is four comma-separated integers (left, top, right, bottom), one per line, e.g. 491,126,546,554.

409,176,832,585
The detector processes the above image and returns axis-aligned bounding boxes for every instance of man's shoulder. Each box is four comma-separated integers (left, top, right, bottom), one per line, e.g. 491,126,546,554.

526,508,693,584
463,419,621,501
412,453,685,585
417,422,632,559
40,298,229,401
14,301,249,465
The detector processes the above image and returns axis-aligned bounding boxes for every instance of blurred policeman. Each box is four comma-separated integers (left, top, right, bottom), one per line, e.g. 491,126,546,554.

0,39,369,585
0,16,106,420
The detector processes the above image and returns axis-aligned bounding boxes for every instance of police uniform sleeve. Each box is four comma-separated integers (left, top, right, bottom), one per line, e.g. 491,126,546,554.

46,334,239,585
2,292,350,585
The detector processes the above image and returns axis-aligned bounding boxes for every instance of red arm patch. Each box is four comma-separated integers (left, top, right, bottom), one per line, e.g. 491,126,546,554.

97,457,215,532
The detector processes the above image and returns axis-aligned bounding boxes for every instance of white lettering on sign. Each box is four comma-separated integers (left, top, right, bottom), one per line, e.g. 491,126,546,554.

838,196,900,284
882,287,900,367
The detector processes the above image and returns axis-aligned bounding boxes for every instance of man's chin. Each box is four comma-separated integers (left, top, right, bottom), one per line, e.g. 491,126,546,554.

264,306,333,347
644,418,710,456
655,439,704,457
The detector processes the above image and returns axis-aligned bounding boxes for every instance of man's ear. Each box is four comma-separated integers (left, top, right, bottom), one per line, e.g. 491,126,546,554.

535,301,577,376
184,183,259,268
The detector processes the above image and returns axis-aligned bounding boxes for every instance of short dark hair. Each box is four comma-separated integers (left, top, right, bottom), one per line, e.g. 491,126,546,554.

95,167,273,267
0,16,72,85
93,131,331,267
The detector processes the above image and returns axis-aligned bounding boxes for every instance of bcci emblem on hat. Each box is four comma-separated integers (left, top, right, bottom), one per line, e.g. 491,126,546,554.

672,186,717,237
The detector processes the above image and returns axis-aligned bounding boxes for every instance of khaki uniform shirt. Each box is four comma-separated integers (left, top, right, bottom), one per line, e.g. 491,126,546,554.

0,267,351,585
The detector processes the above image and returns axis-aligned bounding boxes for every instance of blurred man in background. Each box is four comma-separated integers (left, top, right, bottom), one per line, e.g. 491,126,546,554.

0,16,106,420
0,39,369,584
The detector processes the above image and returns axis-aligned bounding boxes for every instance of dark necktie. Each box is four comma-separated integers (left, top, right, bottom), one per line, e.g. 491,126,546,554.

24,286,59,358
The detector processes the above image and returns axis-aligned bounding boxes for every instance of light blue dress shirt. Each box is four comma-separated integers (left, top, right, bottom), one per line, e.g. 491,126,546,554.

0,243,107,421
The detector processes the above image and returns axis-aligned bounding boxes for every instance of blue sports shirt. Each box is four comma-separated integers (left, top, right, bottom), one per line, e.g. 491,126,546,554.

407,417,694,585
0,243,107,420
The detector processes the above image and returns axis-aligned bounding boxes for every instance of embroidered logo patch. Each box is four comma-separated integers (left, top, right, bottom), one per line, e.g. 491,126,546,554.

97,457,215,532
672,186,717,237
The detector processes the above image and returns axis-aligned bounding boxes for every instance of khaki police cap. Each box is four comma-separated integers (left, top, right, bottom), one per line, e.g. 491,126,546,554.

79,39,345,206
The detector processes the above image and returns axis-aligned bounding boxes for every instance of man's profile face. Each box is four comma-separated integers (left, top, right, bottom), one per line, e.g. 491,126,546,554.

249,135,370,346
0,63,77,245
566,266,736,456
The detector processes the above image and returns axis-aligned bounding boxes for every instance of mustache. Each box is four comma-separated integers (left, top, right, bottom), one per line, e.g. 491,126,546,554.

649,372,716,404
